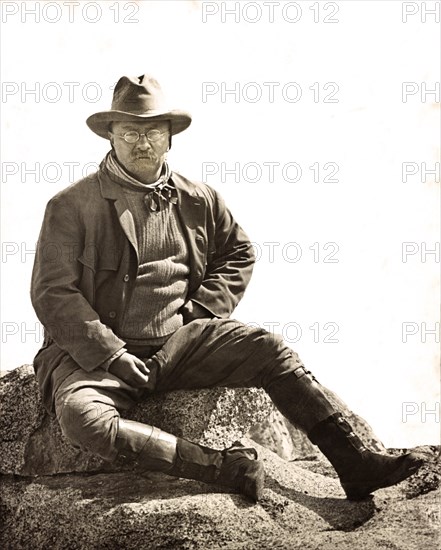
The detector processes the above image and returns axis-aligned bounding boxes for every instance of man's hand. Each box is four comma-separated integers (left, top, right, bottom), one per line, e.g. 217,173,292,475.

180,300,213,324
108,352,150,387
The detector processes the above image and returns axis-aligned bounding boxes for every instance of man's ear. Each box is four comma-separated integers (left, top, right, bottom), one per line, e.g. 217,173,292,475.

167,121,172,151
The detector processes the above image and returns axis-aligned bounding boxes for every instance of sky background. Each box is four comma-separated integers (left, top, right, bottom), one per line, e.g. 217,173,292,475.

1,0,440,448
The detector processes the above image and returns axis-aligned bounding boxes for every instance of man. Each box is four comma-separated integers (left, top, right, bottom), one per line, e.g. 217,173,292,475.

31,74,423,502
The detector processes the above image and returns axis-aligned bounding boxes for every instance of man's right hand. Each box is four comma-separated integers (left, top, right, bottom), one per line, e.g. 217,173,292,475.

108,352,150,387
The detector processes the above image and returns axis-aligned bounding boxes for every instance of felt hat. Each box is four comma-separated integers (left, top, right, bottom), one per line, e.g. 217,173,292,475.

86,74,192,139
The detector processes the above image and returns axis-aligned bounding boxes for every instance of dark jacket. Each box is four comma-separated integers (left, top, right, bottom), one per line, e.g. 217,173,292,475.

30,165,255,411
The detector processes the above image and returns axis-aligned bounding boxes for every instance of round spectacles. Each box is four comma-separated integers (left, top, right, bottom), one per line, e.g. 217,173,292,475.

112,130,166,144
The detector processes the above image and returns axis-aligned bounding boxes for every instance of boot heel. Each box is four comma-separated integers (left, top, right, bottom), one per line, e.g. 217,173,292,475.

217,447,265,502
241,460,265,502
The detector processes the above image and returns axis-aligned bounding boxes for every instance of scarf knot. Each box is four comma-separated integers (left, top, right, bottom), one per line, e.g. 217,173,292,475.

105,151,178,212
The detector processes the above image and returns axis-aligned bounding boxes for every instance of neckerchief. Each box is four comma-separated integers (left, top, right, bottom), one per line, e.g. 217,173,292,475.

105,151,178,212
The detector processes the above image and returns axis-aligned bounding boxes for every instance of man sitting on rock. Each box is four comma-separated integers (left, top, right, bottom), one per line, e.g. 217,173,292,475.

31,74,423,502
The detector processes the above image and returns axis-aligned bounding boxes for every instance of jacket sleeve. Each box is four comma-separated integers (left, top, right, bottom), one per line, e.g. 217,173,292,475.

189,189,255,318
30,195,126,371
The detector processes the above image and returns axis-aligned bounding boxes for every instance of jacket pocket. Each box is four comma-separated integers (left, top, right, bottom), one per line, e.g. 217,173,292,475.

78,252,121,300
78,254,121,275
77,254,117,307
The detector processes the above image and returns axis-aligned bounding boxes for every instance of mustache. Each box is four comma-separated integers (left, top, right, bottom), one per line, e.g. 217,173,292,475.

132,152,156,160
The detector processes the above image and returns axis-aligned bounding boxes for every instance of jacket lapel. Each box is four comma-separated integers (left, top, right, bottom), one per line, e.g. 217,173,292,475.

98,168,139,262
114,201,139,262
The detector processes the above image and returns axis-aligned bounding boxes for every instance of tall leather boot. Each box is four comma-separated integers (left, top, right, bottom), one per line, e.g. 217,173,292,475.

267,365,424,500
308,412,423,500
115,418,265,502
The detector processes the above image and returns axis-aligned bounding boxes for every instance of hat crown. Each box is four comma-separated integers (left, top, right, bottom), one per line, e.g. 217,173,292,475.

86,73,191,140
111,74,167,115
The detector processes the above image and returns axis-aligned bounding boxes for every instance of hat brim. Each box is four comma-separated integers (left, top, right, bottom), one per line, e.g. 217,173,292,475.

86,109,192,139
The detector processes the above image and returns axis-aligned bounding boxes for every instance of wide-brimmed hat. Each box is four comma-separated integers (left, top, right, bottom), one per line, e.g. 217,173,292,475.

86,74,192,139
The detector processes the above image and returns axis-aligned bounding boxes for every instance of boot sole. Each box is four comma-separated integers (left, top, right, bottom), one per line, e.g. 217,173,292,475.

342,454,424,500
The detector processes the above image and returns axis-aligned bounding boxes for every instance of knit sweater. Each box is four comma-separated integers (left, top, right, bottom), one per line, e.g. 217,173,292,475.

116,179,190,345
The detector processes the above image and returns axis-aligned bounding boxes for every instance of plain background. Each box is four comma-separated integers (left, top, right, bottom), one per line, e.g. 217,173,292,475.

1,0,439,448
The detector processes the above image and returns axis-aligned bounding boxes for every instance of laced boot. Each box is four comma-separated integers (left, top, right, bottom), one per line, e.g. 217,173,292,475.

266,364,337,435
172,438,265,501
115,418,265,502
308,412,424,500
266,365,424,499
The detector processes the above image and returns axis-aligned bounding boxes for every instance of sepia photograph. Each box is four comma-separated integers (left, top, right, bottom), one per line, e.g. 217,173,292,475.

1,1,440,548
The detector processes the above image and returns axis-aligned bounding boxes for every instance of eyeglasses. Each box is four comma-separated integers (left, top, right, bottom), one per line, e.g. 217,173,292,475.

111,130,166,144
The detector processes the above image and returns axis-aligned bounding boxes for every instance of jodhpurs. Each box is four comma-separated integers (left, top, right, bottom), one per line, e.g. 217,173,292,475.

53,318,308,462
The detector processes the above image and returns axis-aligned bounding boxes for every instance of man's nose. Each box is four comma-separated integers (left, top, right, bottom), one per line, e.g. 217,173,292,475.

136,134,152,150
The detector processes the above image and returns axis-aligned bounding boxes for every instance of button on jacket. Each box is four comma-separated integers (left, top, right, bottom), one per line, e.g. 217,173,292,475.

31,165,255,411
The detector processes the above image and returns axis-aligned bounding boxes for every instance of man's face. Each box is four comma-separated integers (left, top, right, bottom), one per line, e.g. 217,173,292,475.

109,119,170,180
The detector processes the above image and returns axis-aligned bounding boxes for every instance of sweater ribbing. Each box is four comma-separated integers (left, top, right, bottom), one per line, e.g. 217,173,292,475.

118,182,190,344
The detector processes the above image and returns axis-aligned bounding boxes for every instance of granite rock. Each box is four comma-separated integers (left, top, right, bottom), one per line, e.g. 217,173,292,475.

1,440,439,550
0,365,274,476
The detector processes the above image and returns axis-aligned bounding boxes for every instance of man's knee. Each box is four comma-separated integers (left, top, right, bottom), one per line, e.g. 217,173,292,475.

56,393,118,456
256,330,305,387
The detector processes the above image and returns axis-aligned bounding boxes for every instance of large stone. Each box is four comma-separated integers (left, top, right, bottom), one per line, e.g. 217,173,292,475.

1,441,438,550
0,365,274,476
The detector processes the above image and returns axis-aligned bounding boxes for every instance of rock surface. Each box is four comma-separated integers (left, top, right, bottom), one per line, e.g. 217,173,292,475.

1,440,439,549
0,363,388,477
0,365,274,476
